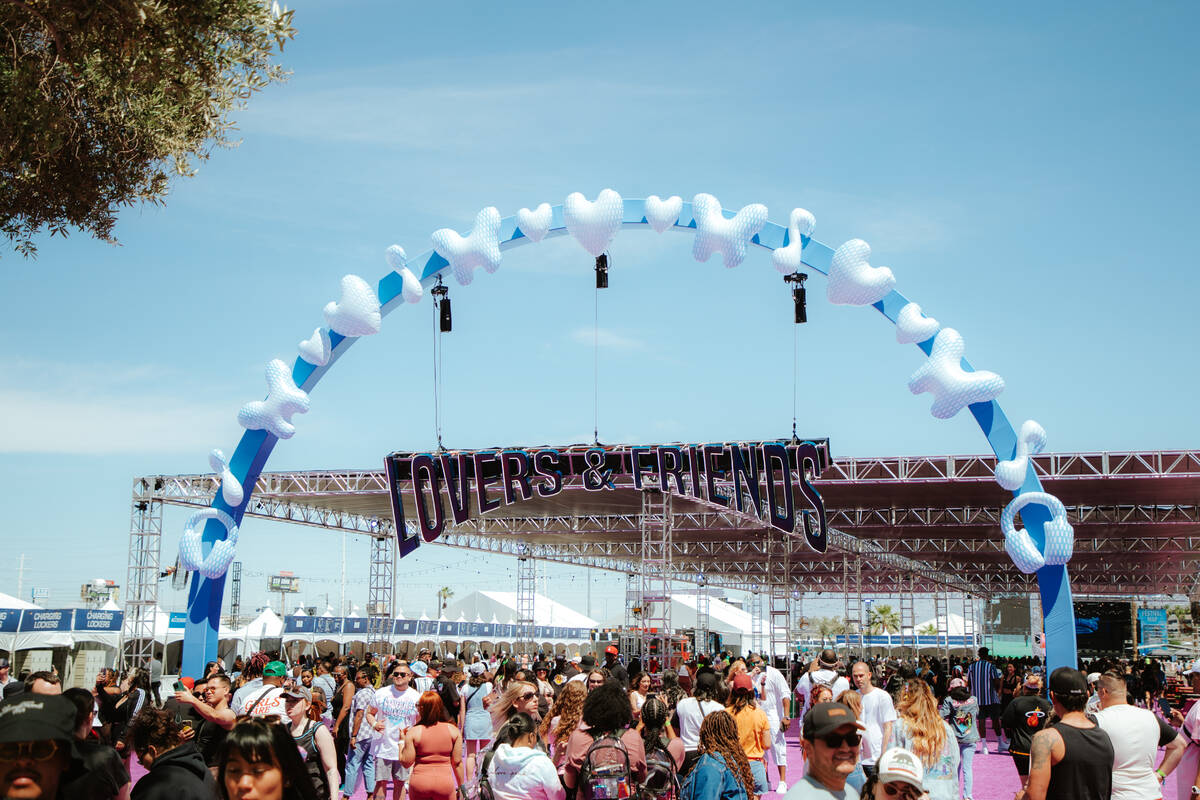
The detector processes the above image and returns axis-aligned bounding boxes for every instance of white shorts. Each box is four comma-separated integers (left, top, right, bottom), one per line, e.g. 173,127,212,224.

768,718,787,766
374,757,411,782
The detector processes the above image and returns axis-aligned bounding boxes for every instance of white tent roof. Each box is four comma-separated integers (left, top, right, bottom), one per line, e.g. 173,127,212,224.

100,599,120,611
914,612,968,636
244,608,283,637
0,593,40,610
443,591,598,632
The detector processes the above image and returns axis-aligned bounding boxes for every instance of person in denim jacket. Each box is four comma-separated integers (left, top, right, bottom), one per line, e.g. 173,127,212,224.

681,712,756,800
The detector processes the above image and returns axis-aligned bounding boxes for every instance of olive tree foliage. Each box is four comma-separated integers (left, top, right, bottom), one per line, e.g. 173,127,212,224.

0,1,296,257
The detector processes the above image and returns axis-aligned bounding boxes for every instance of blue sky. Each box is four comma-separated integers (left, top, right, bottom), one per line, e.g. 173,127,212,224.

2,0,1197,623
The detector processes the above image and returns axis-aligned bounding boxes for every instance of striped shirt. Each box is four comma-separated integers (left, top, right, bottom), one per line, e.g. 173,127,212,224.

967,658,1000,705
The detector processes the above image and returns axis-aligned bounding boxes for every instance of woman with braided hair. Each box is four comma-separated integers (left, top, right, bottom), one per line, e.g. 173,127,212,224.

680,710,755,800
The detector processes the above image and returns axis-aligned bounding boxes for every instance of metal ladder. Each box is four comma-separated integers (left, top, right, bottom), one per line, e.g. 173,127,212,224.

934,590,949,665
899,574,916,654
961,593,978,651
843,555,864,655
639,489,677,670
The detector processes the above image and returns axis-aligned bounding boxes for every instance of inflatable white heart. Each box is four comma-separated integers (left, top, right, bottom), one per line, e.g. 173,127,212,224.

298,327,331,367
895,302,940,345
516,203,552,242
564,189,623,257
324,275,382,337
827,239,896,306
644,195,683,233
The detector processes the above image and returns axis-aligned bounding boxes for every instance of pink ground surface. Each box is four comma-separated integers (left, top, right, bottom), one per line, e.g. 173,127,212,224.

131,725,1180,800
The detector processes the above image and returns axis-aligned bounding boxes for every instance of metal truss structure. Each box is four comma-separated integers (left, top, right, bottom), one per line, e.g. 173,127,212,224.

367,536,394,647
123,479,164,669
516,553,536,651
128,448,1200,657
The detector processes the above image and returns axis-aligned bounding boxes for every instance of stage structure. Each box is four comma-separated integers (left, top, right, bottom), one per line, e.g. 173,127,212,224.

141,188,1188,675
128,444,1200,670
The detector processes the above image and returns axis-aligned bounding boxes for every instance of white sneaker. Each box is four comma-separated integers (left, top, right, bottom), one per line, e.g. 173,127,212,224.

776,782,787,794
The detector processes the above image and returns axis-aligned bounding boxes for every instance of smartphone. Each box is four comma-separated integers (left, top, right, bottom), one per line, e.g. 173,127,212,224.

173,680,187,692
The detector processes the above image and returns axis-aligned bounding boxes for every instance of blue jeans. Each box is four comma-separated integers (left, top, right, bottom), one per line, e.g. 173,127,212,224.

958,741,975,797
341,739,375,797
749,759,768,794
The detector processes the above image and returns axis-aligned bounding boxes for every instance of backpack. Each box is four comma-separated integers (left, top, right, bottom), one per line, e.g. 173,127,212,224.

639,740,679,800
294,721,330,799
466,745,497,800
578,732,632,800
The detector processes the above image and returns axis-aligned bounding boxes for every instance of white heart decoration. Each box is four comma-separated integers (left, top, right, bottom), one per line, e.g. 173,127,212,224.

208,448,244,507
564,189,623,257
385,244,407,272
298,327,331,367
644,195,683,233
323,274,382,337
178,508,240,579
895,302,940,345
827,239,896,306
516,203,552,243
772,208,816,274
995,420,1048,491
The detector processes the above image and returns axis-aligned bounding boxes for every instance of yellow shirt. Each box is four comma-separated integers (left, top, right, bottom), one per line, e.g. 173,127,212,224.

728,704,770,759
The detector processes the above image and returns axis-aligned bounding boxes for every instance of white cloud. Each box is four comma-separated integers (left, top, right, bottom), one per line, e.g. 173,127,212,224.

569,327,644,350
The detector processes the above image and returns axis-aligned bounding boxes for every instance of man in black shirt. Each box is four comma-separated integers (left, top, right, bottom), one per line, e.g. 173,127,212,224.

603,645,629,687
428,660,462,725
1001,674,1052,777
61,687,131,800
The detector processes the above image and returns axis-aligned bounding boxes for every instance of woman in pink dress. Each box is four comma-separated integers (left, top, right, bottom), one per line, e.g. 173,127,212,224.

400,691,464,800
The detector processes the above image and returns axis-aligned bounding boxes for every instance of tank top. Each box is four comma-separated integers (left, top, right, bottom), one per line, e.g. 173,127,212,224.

331,681,347,735
1046,719,1113,800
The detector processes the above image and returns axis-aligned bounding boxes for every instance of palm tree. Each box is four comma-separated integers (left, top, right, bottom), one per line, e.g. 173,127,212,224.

917,622,939,636
435,586,454,617
815,616,841,646
867,605,901,635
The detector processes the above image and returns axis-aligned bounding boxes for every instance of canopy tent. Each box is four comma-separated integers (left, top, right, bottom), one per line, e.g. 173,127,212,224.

0,593,39,610
605,593,759,652
442,591,596,645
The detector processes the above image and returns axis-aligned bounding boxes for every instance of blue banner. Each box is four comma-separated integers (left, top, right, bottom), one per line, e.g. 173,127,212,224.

19,610,70,632
1138,608,1169,649
0,610,22,633
284,616,315,634
395,619,417,636
313,617,342,636
168,612,187,629
343,618,367,636
72,609,123,632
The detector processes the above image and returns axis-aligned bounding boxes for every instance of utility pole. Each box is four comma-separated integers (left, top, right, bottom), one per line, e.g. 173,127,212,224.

16,555,24,601
340,532,347,617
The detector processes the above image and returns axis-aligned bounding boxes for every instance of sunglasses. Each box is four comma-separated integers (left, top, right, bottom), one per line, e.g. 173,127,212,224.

519,691,537,701
0,741,59,762
818,731,861,749
881,782,919,800
393,671,410,678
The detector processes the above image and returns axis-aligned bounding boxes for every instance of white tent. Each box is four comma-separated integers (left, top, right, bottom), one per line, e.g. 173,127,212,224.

601,593,756,650
443,591,597,644
914,612,968,636
0,593,39,610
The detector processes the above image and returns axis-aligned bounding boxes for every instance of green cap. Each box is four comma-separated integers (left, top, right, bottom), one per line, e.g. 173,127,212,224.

263,660,287,677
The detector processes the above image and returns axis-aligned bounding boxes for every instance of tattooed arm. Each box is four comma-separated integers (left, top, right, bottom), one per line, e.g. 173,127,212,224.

1018,728,1060,800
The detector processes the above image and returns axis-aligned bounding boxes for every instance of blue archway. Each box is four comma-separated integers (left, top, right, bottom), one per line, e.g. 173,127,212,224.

179,192,1077,676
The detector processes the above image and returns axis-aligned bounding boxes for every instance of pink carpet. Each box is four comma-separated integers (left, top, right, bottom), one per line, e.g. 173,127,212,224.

130,725,1181,799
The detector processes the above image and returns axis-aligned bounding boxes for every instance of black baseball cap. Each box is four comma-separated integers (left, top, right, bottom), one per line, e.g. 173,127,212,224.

580,655,596,669
1048,666,1088,697
0,695,75,744
802,702,866,740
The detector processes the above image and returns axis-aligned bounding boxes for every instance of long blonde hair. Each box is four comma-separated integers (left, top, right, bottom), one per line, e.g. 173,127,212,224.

539,681,586,745
490,680,536,732
895,679,947,767
835,689,862,719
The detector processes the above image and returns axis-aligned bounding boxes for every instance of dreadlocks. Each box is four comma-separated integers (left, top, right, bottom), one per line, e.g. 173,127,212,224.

698,710,756,800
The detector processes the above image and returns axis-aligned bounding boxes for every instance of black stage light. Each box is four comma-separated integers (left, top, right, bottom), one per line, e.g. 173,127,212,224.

784,271,808,324
595,253,609,289
432,277,451,332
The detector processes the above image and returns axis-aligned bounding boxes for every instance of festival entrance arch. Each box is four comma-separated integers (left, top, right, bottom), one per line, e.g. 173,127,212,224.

176,191,1078,677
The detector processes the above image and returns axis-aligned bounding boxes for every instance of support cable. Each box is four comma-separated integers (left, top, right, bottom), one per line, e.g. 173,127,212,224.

432,298,444,450
593,285,599,445
792,324,799,439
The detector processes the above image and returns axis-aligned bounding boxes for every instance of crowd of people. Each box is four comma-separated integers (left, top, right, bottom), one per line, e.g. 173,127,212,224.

0,644,1196,800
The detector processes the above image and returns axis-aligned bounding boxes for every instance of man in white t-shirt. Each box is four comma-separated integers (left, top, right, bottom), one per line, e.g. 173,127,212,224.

368,660,420,800
236,660,289,724
751,653,793,793
1171,660,1200,800
1095,669,1184,800
852,661,896,779
795,650,851,719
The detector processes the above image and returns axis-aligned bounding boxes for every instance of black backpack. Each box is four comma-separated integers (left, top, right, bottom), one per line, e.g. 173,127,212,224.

467,745,497,800
639,740,679,800
578,732,632,800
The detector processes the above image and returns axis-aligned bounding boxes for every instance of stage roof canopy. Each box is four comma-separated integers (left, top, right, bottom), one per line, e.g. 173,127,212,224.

145,448,1200,598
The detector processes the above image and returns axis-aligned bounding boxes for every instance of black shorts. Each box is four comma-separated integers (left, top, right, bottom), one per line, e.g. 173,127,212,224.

1010,753,1030,775
980,703,1000,721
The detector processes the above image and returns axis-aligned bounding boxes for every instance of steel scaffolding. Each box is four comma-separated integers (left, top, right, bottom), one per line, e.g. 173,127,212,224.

843,555,864,655
962,593,977,651
367,535,394,648
935,591,949,663
639,489,677,669
229,561,243,629
769,528,792,658
516,552,536,652
123,480,163,669
622,573,642,658
900,575,916,651
695,578,711,658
